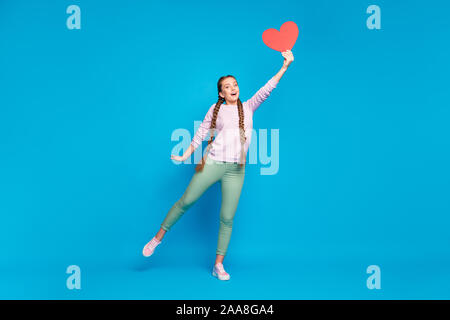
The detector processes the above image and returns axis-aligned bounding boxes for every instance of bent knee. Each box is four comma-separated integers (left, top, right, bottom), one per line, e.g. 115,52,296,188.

176,195,195,211
220,216,234,228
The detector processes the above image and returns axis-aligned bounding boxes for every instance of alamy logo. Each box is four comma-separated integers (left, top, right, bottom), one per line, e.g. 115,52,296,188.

66,5,81,30
366,5,381,30
66,265,81,290
171,121,279,175
366,265,381,289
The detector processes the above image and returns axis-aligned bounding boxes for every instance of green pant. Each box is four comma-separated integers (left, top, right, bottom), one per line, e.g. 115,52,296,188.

161,156,245,256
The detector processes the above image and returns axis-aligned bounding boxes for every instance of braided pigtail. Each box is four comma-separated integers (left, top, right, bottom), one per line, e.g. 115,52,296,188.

237,98,247,168
195,95,224,172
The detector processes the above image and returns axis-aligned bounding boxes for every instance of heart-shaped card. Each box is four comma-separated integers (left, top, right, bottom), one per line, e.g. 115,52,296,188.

262,21,299,52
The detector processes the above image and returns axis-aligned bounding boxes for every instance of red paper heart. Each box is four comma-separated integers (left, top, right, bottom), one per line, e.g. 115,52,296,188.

262,21,299,52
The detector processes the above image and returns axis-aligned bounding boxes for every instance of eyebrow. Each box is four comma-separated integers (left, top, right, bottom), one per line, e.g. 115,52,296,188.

224,82,238,86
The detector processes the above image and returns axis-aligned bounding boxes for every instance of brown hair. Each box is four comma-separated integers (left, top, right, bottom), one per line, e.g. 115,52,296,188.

195,75,247,172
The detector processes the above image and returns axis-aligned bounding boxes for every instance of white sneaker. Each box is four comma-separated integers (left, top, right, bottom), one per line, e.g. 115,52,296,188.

212,263,230,281
142,236,161,257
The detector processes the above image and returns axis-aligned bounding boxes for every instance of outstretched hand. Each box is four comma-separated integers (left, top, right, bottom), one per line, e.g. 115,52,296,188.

171,154,185,162
282,50,294,68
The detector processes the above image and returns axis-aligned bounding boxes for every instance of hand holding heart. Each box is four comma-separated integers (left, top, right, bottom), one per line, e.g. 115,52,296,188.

262,21,297,68
282,50,294,69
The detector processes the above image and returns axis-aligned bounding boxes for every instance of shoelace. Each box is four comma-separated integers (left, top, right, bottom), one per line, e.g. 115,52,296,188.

215,264,228,275
147,238,160,249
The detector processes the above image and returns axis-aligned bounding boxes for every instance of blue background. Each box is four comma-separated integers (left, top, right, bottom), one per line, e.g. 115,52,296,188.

1,0,449,299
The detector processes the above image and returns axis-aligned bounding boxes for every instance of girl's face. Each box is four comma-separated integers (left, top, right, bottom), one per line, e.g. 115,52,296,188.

220,77,239,104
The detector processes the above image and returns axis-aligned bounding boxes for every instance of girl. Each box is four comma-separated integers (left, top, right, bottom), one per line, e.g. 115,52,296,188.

143,50,294,280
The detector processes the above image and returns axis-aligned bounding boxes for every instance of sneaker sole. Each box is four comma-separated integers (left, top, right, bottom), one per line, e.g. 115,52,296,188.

142,251,153,257
212,270,230,281
142,247,157,257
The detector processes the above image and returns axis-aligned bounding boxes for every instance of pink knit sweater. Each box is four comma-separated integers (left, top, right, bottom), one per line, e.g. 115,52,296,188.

190,77,278,163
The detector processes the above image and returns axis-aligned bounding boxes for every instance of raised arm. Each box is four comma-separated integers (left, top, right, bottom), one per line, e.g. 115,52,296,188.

246,49,294,113
273,49,294,83
245,77,279,113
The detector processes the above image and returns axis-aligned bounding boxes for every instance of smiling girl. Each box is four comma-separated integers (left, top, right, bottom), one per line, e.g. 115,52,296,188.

143,50,294,280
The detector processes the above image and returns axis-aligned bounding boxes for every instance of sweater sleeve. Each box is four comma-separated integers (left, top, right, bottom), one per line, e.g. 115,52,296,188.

190,103,216,149
245,77,279,113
